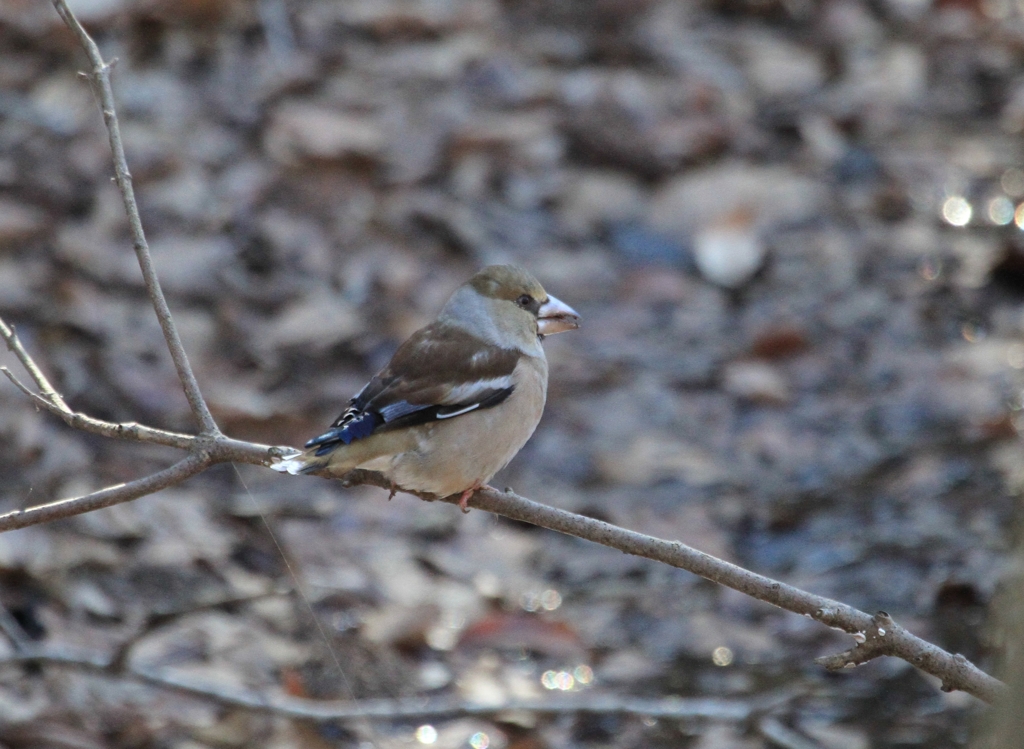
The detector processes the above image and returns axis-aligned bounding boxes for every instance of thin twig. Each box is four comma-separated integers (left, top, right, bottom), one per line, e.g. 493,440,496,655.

1,366,40,400
0,319,67,409
2,360,194,450
0,646,784,722
130,664,784,721
0,328,282,522
0,329,279,459
0,453,209,532
50,0,218,436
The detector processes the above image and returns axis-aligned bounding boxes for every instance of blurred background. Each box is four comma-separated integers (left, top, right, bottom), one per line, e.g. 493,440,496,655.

1,0,1023,746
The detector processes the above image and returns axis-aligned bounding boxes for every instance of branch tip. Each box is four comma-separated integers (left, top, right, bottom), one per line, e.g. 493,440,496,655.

49,0,220,437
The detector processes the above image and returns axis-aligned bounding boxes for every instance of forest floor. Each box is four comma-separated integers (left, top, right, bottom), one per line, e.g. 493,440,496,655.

1,0,1023,747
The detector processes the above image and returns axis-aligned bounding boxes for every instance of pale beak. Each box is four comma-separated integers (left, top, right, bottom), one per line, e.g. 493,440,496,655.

537,294,580,336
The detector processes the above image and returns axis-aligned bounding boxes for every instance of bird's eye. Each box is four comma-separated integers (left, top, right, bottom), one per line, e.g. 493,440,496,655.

516,294,533,308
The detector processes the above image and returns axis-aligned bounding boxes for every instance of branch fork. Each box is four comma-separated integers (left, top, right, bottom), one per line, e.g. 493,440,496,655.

816,611,895,671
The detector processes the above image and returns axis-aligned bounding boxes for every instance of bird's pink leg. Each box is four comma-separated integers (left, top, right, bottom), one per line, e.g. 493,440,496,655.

458,482,496,513
457,486,477,513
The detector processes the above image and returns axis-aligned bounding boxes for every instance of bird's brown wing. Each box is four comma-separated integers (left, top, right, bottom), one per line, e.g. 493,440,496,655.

305,323,520,455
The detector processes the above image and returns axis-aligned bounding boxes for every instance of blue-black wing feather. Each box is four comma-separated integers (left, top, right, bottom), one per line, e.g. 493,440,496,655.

305,387,513,455
303,323,521,457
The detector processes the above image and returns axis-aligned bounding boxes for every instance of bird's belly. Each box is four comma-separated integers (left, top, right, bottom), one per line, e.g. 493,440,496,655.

390,370,546,497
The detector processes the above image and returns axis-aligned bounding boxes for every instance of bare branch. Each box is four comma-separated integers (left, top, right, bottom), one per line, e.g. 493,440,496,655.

0,316,198,450
211,435,291,465
0,453,209,532
0,408,1002,704
814,612,996,698
2,309,285,458
0,318,67,410
50,0,218,436
0,309,292,519
457,485,1004,703
814,611,891,671
2,361,195,450
298,470,1008,703
45,412,195,450
132,666,792,722
1,366,42,402
0,646,783,722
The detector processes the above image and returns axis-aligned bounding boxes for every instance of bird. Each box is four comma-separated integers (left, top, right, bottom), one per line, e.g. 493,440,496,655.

272,264,580,511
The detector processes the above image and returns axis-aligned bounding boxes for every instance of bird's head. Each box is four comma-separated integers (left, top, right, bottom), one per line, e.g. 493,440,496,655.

442,264,580,352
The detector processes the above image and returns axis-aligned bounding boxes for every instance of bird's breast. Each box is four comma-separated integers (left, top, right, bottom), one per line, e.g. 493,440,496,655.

391,354,548,497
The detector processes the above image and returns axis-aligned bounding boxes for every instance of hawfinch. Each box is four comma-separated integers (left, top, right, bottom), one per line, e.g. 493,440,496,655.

272,265,580,510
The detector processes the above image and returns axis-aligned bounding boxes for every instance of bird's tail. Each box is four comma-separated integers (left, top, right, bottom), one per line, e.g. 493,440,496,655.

270,449,327,475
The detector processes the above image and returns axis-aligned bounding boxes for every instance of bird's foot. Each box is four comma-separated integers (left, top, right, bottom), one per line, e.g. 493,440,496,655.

457,487,475,513
457,483,499,513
